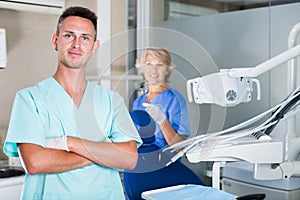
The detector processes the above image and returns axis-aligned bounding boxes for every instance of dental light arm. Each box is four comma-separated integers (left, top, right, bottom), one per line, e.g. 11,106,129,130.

187,44,300,107
228,44,300,78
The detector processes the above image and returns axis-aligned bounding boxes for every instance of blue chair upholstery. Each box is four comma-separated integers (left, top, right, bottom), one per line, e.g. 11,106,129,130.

124,110,204,200
129,110,156,144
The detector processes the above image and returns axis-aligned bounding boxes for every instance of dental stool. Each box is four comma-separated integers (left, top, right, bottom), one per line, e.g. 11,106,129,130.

123,110,204,200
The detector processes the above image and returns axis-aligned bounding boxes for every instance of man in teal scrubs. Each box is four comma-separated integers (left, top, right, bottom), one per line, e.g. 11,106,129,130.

3,6,142,200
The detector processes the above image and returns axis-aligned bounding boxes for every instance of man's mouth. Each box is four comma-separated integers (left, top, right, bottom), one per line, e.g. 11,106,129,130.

69,51,82,57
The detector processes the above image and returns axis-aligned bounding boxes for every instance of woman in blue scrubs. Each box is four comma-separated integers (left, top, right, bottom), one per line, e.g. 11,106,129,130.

124,48,204,200
4,6,141,200
133,47,190,150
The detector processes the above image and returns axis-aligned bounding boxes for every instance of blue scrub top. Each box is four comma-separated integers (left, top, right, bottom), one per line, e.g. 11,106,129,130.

3,77,142,200
132,88,190,149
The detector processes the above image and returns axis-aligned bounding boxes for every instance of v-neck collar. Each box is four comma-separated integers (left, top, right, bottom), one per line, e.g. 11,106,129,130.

48,77,90,109
145,88,170,103
74,82,92,110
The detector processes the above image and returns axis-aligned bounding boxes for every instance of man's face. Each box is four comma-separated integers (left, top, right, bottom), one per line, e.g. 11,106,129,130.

52,16,99,69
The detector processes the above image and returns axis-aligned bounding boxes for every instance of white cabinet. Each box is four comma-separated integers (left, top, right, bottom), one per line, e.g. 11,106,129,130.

0,176,24,200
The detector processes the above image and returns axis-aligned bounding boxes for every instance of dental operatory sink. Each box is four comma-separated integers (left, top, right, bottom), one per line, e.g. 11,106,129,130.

0,167,24,178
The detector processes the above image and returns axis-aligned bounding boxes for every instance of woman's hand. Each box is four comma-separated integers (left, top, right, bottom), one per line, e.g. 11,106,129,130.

142,103,166,125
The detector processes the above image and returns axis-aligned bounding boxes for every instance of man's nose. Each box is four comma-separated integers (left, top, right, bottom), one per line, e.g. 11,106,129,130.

72,37,81,49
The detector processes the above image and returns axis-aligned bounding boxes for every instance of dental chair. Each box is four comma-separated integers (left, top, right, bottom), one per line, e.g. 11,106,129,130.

124,110,266,200
124,110,204,200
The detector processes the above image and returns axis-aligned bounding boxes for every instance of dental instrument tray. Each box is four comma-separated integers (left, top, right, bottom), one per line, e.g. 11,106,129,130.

186,138,283,164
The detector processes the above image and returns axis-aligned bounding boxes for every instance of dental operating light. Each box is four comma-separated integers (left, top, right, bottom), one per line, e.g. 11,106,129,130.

187,70,261,107
187,44,300,107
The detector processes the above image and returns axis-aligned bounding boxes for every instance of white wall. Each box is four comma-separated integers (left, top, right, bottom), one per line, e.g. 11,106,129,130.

0,9,58,154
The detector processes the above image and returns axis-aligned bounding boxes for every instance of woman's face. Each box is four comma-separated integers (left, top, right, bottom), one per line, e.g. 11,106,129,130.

143,55,169,86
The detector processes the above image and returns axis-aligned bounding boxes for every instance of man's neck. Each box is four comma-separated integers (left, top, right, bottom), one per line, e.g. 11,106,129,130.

53,66,87,105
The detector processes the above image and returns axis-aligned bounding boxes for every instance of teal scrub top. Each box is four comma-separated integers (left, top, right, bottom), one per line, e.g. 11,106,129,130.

3,77,142,200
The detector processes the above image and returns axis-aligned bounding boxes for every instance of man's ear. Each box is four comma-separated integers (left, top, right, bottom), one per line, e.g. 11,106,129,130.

92,40,100,53
51,33,58,51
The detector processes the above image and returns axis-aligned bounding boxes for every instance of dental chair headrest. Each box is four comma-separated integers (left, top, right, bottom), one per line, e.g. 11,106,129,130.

130,110,156,144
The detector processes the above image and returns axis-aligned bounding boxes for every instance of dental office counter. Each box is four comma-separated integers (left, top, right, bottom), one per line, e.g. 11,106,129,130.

0,159,24,200
0,175,24,200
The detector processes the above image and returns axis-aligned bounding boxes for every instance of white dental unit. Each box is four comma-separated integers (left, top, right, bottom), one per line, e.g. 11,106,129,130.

165,22,300,200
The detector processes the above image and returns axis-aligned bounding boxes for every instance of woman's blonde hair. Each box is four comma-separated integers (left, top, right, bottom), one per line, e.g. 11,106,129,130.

137,47,175,83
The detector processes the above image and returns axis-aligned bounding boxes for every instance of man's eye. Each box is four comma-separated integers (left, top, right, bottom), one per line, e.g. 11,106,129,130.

157,64,164,67
64,34,73,39
82,36,90,41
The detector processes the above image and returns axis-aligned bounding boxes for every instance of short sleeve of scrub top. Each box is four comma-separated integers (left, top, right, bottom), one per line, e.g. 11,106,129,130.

4,88,47,157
